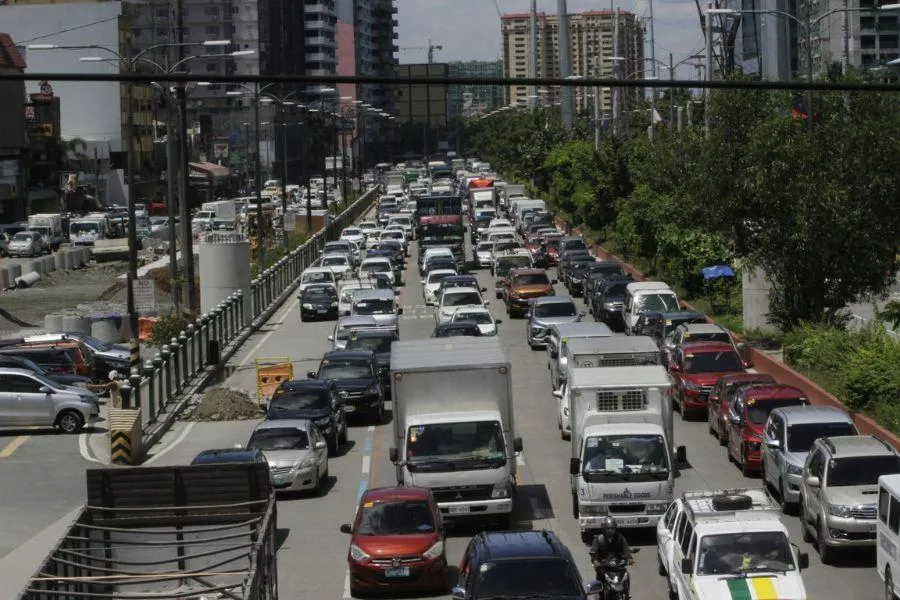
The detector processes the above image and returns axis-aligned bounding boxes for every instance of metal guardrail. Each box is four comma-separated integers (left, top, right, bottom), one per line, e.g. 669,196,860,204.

128,186,380,433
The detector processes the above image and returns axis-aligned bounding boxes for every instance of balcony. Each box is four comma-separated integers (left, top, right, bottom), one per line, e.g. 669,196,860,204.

306,19,336,33
304,3,333,16
306,52,336,63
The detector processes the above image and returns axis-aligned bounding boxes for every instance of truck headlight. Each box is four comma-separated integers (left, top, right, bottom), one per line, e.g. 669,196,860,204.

349,543,370,563
603,302,617,310
422,540,444,560
647,503,668,514
828,504,853,518
581,504,608,516
491,482,511,498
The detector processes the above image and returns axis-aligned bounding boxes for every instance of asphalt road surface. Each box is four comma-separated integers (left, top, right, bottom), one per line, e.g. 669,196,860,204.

139,234,882,600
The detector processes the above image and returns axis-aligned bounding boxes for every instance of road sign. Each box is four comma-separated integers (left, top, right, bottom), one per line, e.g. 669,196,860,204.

284,212,297,232
132,279,156,312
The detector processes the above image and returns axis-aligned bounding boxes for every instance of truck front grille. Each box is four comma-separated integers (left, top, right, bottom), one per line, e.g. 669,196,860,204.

609,504,646,514
596,390,647,412
431,484,493,503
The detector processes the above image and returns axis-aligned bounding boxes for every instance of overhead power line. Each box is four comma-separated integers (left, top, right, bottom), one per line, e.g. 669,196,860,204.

17,17,120,44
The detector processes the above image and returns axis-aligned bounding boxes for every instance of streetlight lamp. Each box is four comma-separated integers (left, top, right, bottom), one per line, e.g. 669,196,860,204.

29,40,248,334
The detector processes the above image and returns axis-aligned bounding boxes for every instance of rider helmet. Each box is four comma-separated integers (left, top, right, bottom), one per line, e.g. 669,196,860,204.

601,516,617,541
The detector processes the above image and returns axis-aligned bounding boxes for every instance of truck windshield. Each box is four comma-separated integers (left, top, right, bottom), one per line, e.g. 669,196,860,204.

346,335,393,354
828,455,900,486
406,421,505,468
476,559,581,599
70,223,99,235
696,531,796,575
582,434,669,480
318,359,373,379
636,293,679,314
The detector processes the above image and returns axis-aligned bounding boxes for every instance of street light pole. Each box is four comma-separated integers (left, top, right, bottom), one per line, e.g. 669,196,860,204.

280,108,289,251
164,92,180,311
124,45,139,339
253,83,264,273
176,85,196,311
704,2,713,136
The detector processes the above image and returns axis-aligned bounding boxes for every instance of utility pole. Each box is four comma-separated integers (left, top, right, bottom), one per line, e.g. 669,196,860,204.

668,52,675,125
557,0,573,128
612,7,620,136
648,0,658,80
165,94,180,311
124,42,139,340
704,2,713,136
530,0,538,109
175,0,196,312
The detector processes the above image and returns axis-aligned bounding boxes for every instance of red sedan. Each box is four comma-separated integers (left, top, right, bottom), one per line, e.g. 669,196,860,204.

707,373,776,446
341,486,447,596
669,342,750,419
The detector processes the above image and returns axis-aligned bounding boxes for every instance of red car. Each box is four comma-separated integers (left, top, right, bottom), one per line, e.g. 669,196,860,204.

341,486,447,596
726,384,809,475
669,341,750,419
707,373,776,446
524,235,543,260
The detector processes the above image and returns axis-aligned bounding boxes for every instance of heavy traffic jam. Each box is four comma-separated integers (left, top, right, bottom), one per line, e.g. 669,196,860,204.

199,159,898,600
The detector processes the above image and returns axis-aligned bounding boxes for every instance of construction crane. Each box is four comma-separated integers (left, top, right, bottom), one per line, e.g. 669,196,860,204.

400,39,443,64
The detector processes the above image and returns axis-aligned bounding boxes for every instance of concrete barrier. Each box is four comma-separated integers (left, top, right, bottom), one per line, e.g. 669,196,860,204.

91,318,121,344
61,315,90,335
44,314,63,333
0,268,9,290
26,260,44,276
15,271,41,288
92,239,128,263
54,251,66,270
8,263,21,280
108,408,142,465
63,251,76,270
43,255,55,273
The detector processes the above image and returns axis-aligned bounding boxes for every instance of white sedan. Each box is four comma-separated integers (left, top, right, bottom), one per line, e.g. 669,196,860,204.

340,227,366,247
435,287,487,325
359,257,396,286
319,255,353,281
450,307,500,336
365,229,384,250
422,269,458,306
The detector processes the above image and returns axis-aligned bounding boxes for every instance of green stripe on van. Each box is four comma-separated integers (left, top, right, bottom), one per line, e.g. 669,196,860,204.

727,578,752,600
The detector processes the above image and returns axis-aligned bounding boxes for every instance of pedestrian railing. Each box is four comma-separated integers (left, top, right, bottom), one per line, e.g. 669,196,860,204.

130,186,380,433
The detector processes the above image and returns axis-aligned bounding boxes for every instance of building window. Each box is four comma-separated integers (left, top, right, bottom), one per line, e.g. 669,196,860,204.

205,6,219,15
232,6,239,13
205,26,219,35
157,28,168,37
155,8,166,18
206,63,218,72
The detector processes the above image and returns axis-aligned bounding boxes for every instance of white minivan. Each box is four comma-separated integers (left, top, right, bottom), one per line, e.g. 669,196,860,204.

622,281,679,334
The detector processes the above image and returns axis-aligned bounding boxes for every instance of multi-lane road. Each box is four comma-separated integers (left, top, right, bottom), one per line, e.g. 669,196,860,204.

0,231,885,599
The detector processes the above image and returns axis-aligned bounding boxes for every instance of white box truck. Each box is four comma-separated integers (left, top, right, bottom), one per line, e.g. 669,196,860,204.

568,365,684,540
202,200,237,220
27,213,63,251
388,338,522,527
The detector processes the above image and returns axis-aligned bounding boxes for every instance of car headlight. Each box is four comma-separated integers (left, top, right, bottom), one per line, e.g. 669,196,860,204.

422,540,444,560
828,504,854,518
330,302,338,307
366,382,380,395
302,303,314,309
299,457,315,470
745,441,761,452
349,543,370,563
603,302,617,309
563,406,569,416
491,481,511,498
683,381,703,392
786,462,803,475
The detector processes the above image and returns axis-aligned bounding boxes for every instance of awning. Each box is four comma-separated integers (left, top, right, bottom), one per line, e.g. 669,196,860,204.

701,265,736,280
189,162,229,178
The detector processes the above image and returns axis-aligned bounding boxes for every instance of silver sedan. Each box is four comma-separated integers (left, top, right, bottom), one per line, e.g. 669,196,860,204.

246,419,329,495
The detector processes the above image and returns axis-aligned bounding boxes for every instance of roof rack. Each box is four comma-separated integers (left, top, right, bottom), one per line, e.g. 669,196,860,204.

682,488,779,522
874,436,896,453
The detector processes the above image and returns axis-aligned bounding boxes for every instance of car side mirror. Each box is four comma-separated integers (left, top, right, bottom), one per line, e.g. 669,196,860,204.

570,457,580,475
327,335,334,342
513,437,523,453
314,441,326,450
680,557,693,575
578,311,586,318
307,371,317,379
420,280,425,285
397,307,404,315
484,301,490,306
805,476,820,488
39,386,52,394
524,312,531,318
259,402,268,411
798,552,809,570
585,580,603,595
495,319,503,325
389,447,399,463
729,413,742,425
550,350,558,358
676,445,687,464
743,359,754,369
669,363,682,373
766,439,781,450
451,586,466,600
552,390,563,399
481,287,487,293
340,524,352,534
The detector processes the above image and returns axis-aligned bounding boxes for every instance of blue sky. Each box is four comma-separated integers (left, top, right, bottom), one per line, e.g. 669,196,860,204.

397,0,706,79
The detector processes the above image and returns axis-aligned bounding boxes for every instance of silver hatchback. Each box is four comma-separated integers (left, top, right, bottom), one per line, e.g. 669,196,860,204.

8,231,43,257
0,367,99,433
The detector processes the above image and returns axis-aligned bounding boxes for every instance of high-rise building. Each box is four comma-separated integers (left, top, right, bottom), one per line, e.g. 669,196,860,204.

735,0,896,80
447,61,504,119
500,10,644,114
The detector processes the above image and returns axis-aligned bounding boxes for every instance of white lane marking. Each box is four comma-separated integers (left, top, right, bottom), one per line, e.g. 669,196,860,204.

237,298,300,368
78,431,102,464
144,422,196,465
361,455,371,475
367,425,375,432
516,454,526,467
343,570,352,599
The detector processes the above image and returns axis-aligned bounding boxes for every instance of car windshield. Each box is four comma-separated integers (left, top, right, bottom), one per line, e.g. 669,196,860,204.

582,434,669,478
696,531,796,575
12,232,33,241
454,312,492,324
477,242,494,252
355,500,436,536
346,336,394,353
427,271,454,284
75,334,113,352
353,299,394,315
684,332,732,344
319,359,373,379
434,324,481,337
360,262,390,274
636,292,679,314
325,242,350,252
562,240,588,253
406,421,505,463
787,422,857,452
534,302,577,318
828,454,900,486
683,350,743,374
303,287,336,301
496,257,532,276
304,272,332,284
382,230,403,239
270,391,329,411
340,288,366,303
247,428,309,451
746,398,807,425
343,229,361,236
604,281,630,296
322,256,348,266
475,558,582,598
512,273,549,286
443,292,482,307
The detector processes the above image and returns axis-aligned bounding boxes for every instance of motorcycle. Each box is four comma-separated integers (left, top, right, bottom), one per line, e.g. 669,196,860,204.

590,547,638,600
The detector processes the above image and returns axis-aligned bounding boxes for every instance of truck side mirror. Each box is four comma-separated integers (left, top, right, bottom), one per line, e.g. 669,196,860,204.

389,447,399,463
805,476,820,488
397,307,404,315
676,445,687,464
680,558,693,575
569,457,580,476
513,437,523,453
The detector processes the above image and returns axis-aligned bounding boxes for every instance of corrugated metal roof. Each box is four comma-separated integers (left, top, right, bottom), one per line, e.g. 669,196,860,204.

0,34,26,70
566,336,659,355
391,337,508,371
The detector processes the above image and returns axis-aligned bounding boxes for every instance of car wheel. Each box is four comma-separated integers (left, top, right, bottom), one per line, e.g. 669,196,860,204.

327,432,339,456
707,415,715,436
373,402,385,425
658,551,667,576
779,480,794,515
56,410,84,434
800,499,814,542
719,423,728,447
339,424,348,444
817,518,833,564
886,566,895,600
572,494,579,519
580,530,593,545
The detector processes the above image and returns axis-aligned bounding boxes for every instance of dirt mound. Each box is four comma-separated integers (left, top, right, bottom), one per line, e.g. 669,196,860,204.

186,387,263,421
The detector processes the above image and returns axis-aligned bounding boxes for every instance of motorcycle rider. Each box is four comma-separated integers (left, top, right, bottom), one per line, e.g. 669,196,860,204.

590,517,633,597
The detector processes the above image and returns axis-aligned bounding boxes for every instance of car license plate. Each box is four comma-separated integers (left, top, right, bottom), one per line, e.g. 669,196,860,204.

616,517,639,525
317,308,328,313
448,505,469,514
342,405,356,413
385,567,410,578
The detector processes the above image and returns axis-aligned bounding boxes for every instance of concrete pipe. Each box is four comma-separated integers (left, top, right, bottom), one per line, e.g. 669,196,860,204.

44,314,64,333
8,263,21,279
0,268,10,290
61,315,91,335
14,271,41,289
91,318,120,344
54,251,66,270
43,255,56,273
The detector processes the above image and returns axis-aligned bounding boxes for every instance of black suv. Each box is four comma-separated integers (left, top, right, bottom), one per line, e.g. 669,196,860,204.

580,262,626,300
265,379,347,455
344,329,398,388
308,350,384,424
453,530,598,600
589,274,634,329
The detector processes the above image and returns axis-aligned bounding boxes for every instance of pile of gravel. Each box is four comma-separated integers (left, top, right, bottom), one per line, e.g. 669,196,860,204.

185,387,263,422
